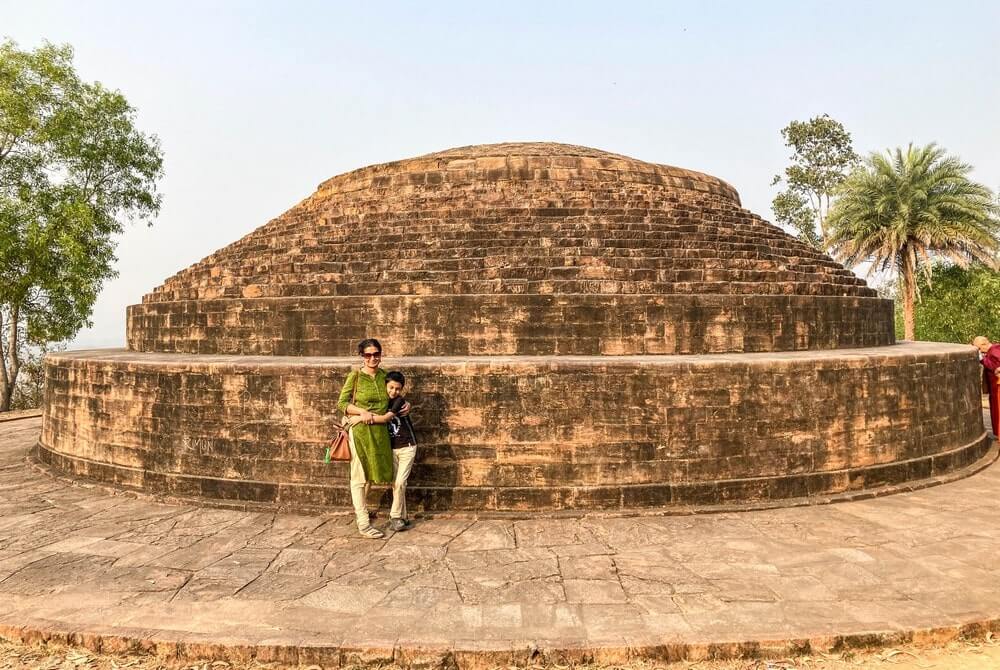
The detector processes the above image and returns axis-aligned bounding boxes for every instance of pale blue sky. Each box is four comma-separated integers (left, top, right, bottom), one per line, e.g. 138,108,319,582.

3,1,999,348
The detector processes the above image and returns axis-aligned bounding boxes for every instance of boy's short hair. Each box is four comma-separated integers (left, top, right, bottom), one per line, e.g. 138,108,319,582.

386,370,405,386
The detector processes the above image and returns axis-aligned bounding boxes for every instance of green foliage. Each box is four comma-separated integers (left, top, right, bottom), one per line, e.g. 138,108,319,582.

9,341,63,410
890,264,1000,343
827,143,1000,340
771,190,820,248
0,40,163,410
771,114,858,248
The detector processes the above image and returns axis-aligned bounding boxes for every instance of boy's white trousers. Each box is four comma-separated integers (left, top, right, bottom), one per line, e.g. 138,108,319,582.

390,445,417,520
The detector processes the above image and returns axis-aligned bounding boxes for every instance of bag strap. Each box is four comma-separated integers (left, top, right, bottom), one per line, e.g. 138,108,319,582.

338,370,361,429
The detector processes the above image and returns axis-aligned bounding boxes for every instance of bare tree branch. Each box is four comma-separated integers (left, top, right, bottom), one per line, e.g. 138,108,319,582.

0,309,8,397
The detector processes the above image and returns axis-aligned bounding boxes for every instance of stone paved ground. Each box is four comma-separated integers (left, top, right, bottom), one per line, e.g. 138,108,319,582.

1,415,999,667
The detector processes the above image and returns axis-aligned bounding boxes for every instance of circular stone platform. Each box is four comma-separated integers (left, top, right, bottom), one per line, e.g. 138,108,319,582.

6,416,1000,667
38,343,990,513
39,143,987,511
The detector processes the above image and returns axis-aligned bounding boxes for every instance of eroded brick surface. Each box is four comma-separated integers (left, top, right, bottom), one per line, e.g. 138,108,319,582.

38,344,987,511
127,143,887,356
128,294,894,356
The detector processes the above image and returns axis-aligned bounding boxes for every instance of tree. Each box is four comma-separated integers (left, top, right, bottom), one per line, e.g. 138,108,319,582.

8,341,63,410
892,264,1000,343
827,144,1000,341
771,190,820,248
771,114,858,248
0,40,163,411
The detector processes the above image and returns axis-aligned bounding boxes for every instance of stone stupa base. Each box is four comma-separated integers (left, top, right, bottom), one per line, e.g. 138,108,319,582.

38,342,989,513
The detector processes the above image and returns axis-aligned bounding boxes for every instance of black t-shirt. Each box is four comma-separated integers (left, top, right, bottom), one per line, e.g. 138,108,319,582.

387,396,417,449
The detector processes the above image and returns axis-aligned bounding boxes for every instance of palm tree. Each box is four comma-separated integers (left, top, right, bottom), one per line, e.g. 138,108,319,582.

827,143,1000,340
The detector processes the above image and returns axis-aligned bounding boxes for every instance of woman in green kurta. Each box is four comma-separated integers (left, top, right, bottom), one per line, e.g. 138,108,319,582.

338,338,395,538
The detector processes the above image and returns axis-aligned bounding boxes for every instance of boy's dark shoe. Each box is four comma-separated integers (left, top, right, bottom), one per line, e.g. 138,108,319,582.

389,518,411,532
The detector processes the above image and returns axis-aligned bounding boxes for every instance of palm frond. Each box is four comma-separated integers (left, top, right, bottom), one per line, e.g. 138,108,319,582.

826,143,1000,337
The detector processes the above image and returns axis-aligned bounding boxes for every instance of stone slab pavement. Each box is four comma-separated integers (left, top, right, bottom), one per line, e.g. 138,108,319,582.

1,415,1000,667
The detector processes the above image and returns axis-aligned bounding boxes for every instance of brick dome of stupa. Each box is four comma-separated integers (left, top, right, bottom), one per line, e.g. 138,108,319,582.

127,143,892,356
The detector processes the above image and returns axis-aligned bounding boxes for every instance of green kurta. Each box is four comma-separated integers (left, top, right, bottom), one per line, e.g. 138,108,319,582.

337,368,393,483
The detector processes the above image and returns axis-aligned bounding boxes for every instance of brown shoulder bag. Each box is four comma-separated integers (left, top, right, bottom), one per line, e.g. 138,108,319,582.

326,371,359,462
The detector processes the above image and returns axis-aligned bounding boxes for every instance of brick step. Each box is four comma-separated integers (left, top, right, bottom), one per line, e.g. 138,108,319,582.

176,206,816,234
308,210,774,226
156,268,867,289
276,221,795,246
205,211,807,238
309,172,739,196
145,182,862,306
154,263,859,294
153,273,864,292
296,255,806,273
144,280,875,303
152,242,851,285
45,402,943,487
206,217,813,237
157,275,865,296
190,239,836,270
145,282,871,304
213,239,833,263
154,267,857,294
214,220,813,244
166,248,844,280
305,184,734,199
37,442,844,487
148,272,857,296
127,292,894,356
303,193,740,209
152,256,863,279
308,182,739,200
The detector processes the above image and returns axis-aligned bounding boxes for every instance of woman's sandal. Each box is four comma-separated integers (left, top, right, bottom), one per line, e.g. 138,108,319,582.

358,526,385,539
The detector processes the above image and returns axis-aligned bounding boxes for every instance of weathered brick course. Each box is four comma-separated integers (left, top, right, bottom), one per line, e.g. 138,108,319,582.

127,294,894,356
38,345,989,512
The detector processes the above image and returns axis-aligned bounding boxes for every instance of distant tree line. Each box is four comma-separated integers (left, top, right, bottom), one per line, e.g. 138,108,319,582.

772,116,1000,342
887,264,1000,344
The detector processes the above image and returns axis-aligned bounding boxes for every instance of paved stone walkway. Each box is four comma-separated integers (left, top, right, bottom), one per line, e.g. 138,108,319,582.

2,415,1000,667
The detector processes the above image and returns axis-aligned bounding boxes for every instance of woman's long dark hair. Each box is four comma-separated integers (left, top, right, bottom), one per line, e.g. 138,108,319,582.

357,338,382,355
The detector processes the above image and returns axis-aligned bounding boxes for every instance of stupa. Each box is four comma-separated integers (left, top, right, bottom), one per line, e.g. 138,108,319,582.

38,143,990,512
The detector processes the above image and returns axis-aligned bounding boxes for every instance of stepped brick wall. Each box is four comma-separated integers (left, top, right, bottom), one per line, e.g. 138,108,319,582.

128,143,889,356
38,345,989,512
128,295,893,356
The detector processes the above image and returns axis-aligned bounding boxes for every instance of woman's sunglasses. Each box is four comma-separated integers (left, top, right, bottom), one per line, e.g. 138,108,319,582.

362,352,382,359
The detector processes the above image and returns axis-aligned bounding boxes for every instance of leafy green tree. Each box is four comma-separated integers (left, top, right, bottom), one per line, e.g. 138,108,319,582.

0,40,163,411
827,144,999,341
9,342,64,410
771,114,858,248
891,264,1000,343
772,190,820,248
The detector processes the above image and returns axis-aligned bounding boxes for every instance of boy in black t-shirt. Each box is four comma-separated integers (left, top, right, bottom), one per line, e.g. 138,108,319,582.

385,370,417,531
